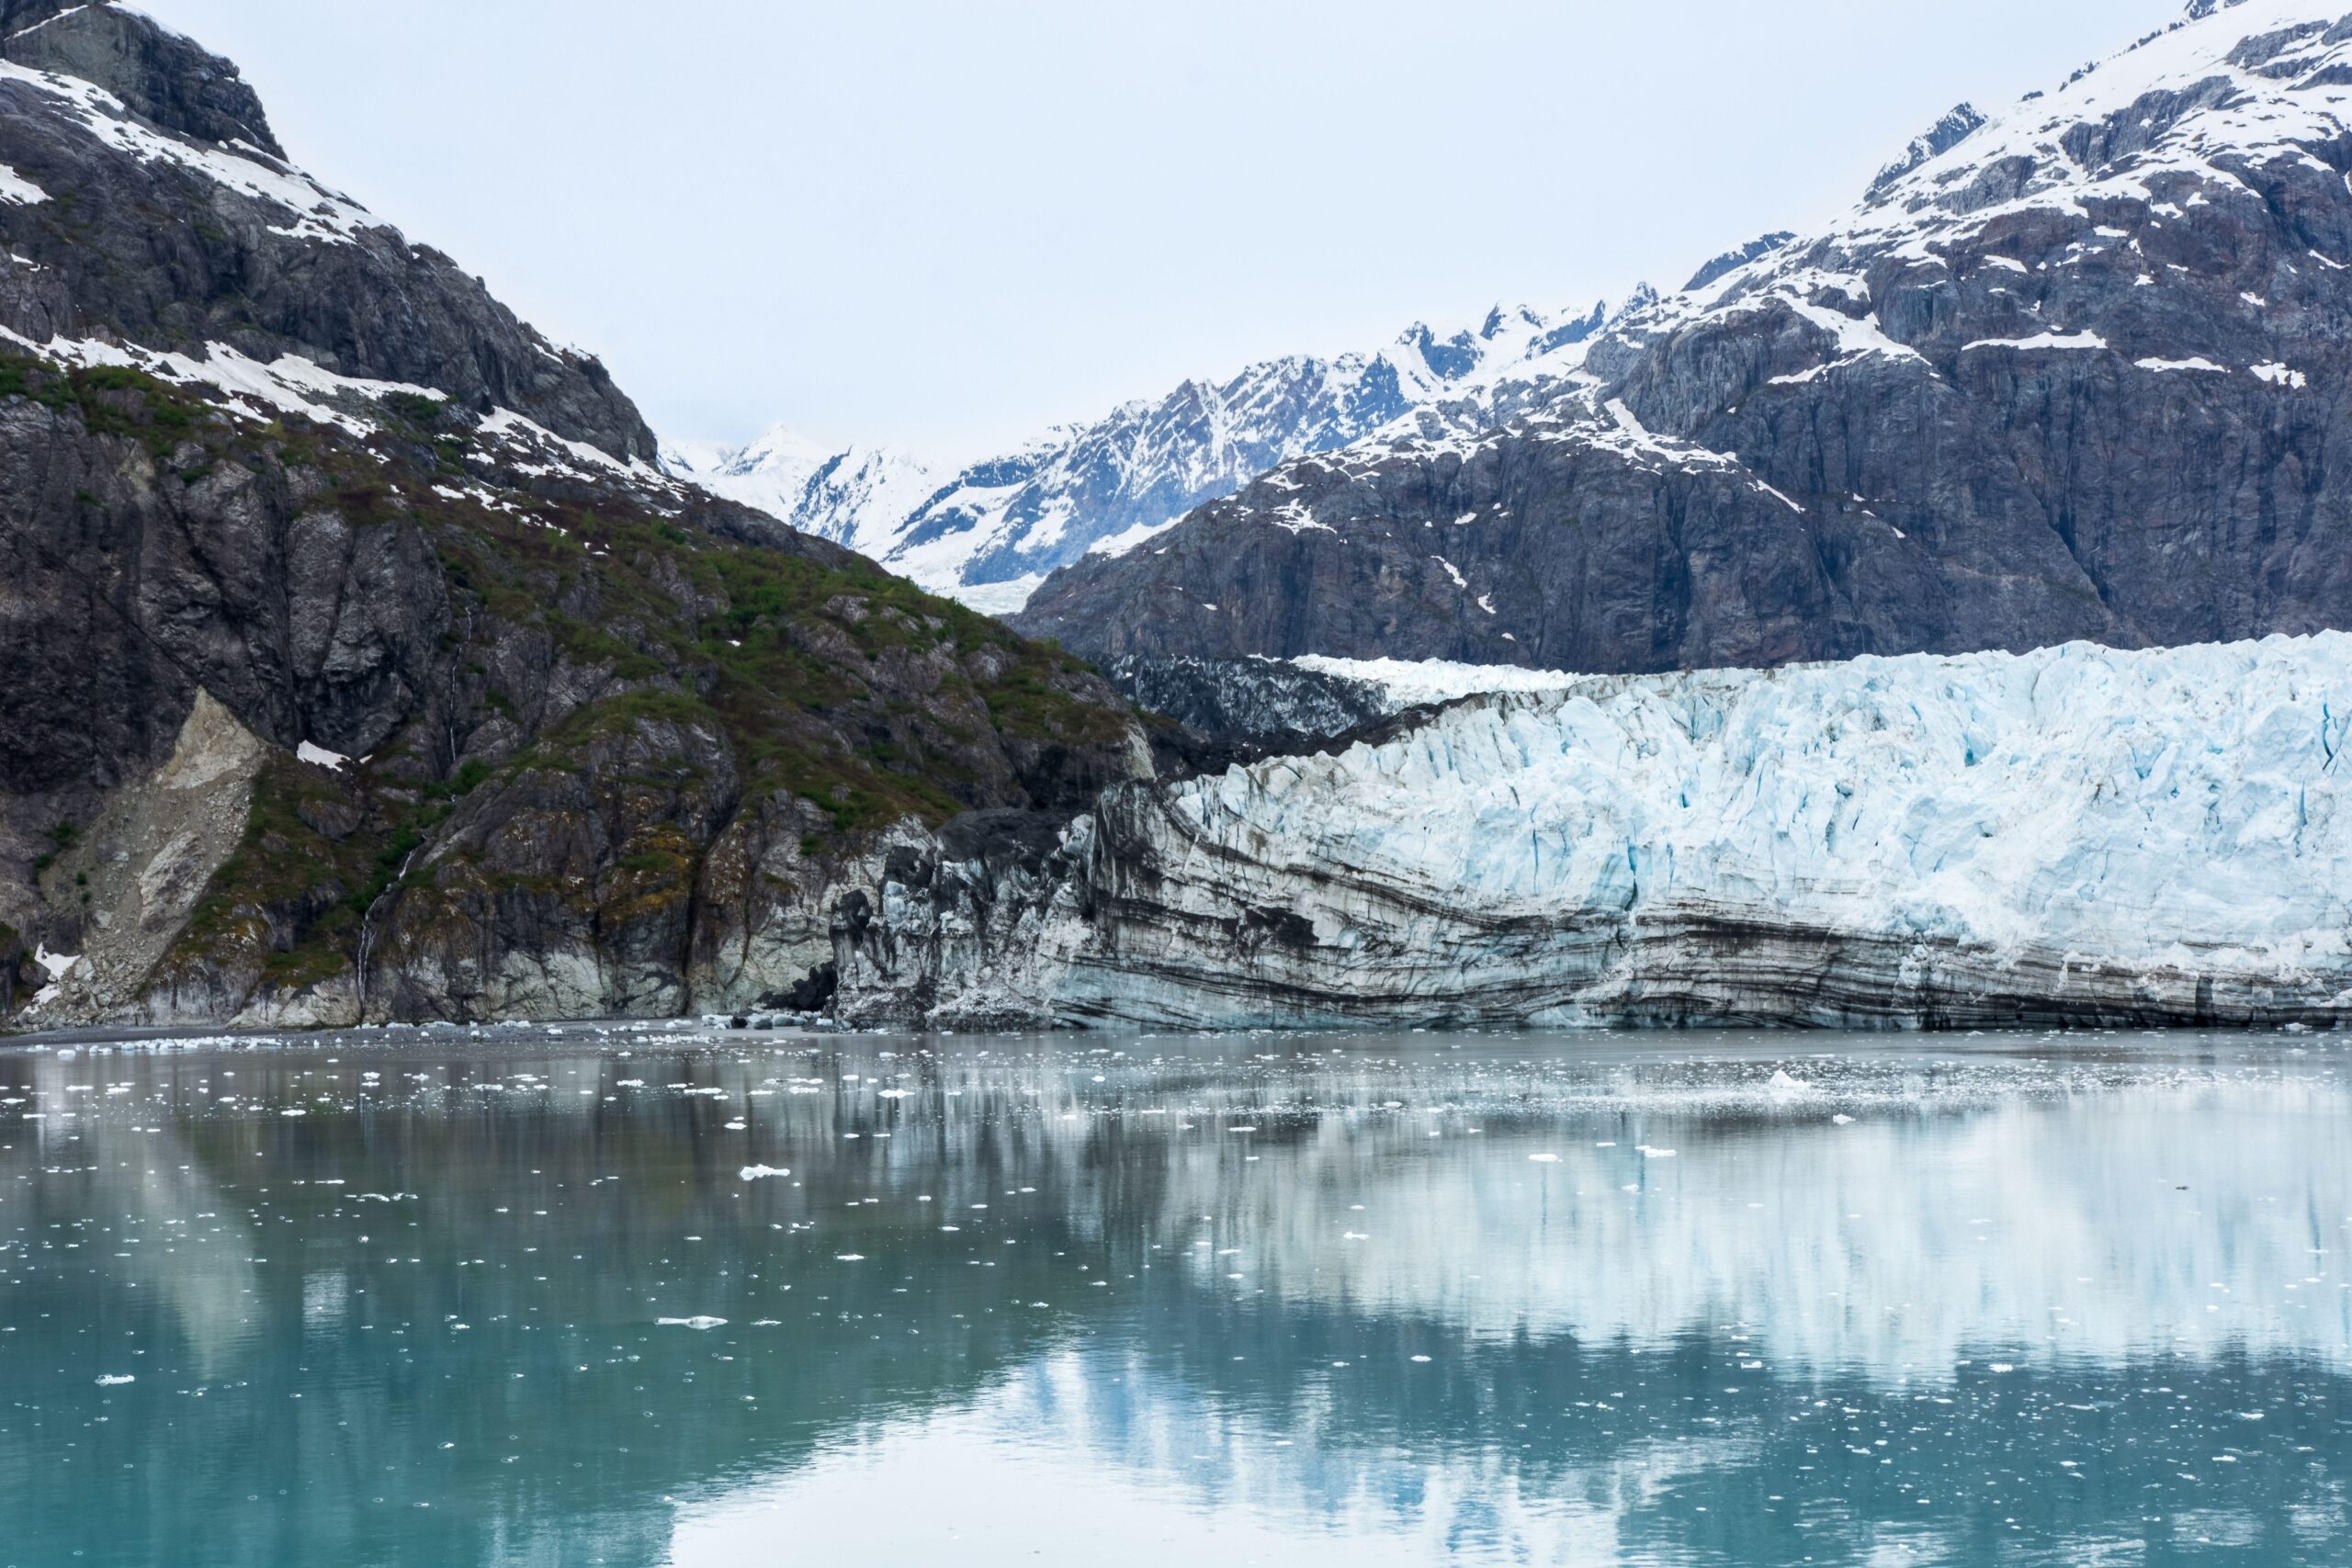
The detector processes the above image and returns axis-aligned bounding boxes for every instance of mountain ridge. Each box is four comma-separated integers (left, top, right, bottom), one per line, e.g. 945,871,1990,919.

663,299,1617,609
1013,0,2352,677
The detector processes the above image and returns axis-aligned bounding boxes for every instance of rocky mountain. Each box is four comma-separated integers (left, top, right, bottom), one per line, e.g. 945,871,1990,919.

1015,0,2352,674
827,635,2352,1030
0,1,1147,1027
666,301,1612,611
1100,654,1393,754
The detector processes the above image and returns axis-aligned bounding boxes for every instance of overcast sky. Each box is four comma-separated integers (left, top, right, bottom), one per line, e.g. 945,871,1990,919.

141,0,2174,458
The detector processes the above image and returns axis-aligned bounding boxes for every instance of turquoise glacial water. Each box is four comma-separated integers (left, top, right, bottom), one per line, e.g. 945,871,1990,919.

0,1024,2344,1565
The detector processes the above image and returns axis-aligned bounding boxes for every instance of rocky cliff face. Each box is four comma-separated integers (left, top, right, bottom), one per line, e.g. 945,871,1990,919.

0,4,1148,1028
830,635,2352,1031
1015,0,2352,673
1101,655,1392,751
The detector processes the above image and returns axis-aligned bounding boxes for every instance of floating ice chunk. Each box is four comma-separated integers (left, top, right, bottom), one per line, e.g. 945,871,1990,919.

656,1316,728,1330
738,1165,791,1181
1766,1070,1812,1099
1832,1114,1856,1126
1638,1145,1677,1158
834,1254,866,1262
96,1374,133,1386
1528,1153,1561,1163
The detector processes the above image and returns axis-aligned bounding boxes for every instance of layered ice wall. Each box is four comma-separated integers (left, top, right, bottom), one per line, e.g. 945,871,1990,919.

836,633,2352,1029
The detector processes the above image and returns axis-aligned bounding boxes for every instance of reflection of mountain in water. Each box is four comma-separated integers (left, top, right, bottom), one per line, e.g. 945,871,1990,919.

0,1034,2345,1565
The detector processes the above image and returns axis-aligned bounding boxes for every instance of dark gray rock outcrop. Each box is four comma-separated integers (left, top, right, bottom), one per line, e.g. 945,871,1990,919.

1104,654,1390,749
5,0,282,153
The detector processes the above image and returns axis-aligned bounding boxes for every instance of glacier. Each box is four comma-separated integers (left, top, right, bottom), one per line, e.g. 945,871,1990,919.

831,633,2352,1031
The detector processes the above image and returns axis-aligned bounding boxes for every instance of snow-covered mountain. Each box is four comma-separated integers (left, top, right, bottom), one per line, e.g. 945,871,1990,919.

664,300,1611,611
829,632,2352,1030
1019,0,2352,674
662,429,937,561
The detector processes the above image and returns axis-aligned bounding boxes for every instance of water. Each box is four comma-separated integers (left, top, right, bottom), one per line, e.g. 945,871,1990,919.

0,1025,2346,1566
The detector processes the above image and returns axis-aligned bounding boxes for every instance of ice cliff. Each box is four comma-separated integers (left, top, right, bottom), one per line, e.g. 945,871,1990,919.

834,634,2352,1030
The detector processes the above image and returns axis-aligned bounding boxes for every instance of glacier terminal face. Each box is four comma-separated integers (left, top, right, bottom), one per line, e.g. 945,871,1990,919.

836,634,2352,1031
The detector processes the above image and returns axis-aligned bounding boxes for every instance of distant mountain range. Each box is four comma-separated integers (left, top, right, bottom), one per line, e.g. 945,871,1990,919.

662,300,1620,610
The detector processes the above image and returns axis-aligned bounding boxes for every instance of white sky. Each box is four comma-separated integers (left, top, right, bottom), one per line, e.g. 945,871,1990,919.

141,0,2176,458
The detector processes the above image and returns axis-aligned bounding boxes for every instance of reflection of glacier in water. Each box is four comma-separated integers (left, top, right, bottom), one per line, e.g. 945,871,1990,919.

1148,1075,2352,1378
666,1034,2352,1564
2,1027,2348,1565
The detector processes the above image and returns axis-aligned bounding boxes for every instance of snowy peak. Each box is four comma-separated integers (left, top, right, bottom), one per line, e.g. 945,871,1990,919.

1396,303,1560,382
1864,105,1986,197
662,429,936,558
1683,233,1797,292
670,297,1614,608
699,422,838,480
1850,0,2352,231
1574,0,2352,400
